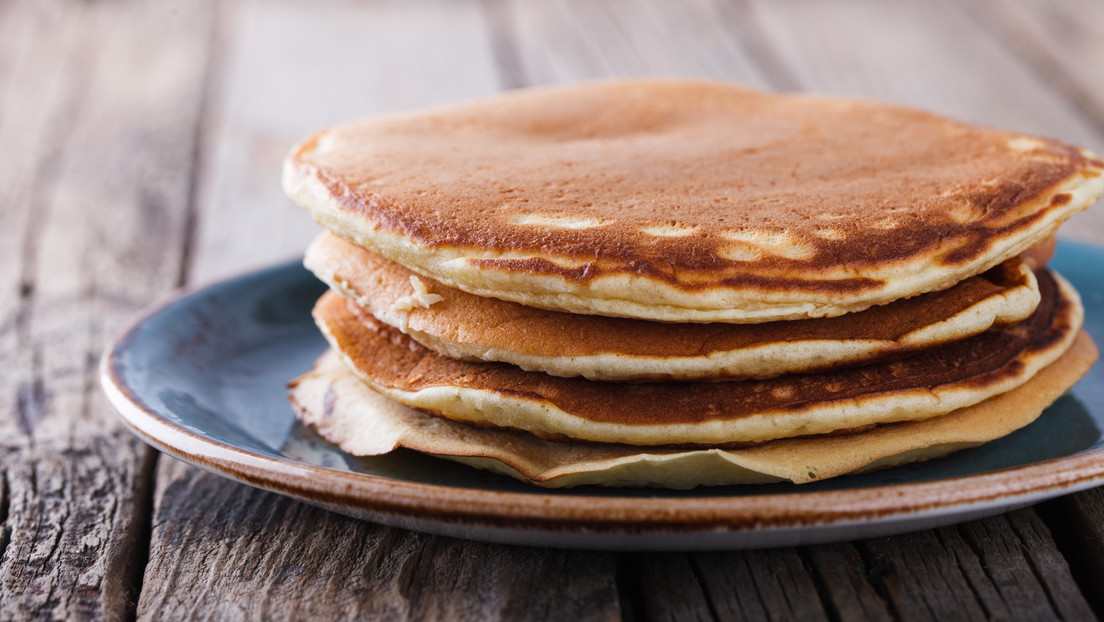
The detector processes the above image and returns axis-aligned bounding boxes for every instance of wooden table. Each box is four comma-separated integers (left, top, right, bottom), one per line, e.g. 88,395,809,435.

4,0,1104,619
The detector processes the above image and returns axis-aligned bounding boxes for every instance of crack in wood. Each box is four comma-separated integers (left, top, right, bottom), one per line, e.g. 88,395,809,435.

686,554,722,622
614,553,644,622
785,552,823,619
940,525,996,619
102,447,158,622
14,360,49,438
394,531,435,614
853,541,904,621
40,461,69,574
32,455,70,617
0,468,10,566
1006,510,1093,622
1038,493,1104,622
795,547,843,622
177,1,224,290
804,544,894,621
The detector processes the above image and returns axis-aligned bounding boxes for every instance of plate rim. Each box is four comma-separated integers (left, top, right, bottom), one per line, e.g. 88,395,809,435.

100,247,1104,536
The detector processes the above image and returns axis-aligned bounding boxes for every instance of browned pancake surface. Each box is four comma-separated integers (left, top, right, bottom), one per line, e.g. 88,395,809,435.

314,269,1074,431
288,81,1102,294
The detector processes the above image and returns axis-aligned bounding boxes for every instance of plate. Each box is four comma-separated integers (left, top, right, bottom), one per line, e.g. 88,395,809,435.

100,242,1104,550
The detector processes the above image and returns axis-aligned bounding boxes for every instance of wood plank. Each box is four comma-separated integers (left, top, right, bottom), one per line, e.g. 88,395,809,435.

498,0,767,87
1038,487,1104,619
800,544,894,621
626,550,832,621
624,528,1093,622
795,511,1096,621
961,0,1104,132
0,0,86,444
884,515,1059,619
187,0,502,284
0,0,214,619
139,460,620,621
744,0,1102,143
957,511,1093,620
0,437,155,620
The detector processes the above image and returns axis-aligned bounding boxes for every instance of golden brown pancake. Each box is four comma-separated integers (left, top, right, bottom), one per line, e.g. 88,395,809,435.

311,268,1083,446
284,80,1104,323
305,231,1041,381
288,332,1098,488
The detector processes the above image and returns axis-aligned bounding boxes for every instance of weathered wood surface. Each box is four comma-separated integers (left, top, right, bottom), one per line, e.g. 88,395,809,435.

3,0,1104,620
1040,487,1104,618
0,0,210,619
139,459,620,621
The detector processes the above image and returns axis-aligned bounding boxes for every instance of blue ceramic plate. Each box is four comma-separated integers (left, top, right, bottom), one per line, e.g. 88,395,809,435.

101,242,1104,550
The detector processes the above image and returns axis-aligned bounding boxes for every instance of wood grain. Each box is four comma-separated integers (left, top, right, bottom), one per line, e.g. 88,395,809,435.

0,437,155,620
801,544,894,621
848,512,1092,621
626,550,832,621
139,460,620,621
962,0,1104,133
1039,487,1104,619
0,0,212,618
3,0,1103,620
498,0,767,87
0,0,88,446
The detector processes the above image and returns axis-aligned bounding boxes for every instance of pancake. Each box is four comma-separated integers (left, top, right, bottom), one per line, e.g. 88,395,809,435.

288,332,1098,488
311,267,1083,446
305,231,1041,381
283,80,1104,323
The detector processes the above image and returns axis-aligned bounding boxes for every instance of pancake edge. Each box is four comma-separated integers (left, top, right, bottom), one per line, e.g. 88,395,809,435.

313,270,1084,446
305,233,1042,381
289,331,1097,488
286,155,1101,323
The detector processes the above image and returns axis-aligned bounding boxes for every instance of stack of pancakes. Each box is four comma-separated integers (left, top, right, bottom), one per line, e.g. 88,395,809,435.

284,81,1103,488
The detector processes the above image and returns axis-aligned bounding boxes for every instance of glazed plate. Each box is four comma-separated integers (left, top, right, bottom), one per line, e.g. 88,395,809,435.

101,242,1104,550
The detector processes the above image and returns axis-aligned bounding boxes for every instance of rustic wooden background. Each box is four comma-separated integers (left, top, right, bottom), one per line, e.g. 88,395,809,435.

4,0,1104,619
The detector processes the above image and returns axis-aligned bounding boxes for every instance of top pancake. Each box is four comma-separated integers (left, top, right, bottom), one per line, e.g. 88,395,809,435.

284,79,1104,323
